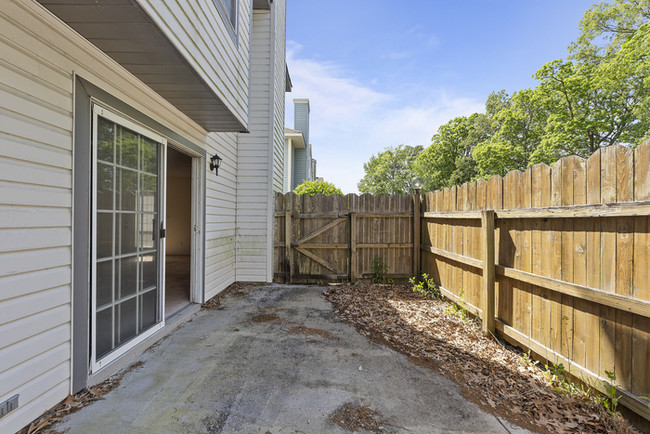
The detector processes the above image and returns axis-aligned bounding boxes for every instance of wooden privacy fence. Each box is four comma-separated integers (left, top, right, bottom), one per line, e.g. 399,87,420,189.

273,143,650,421
274,193,417,283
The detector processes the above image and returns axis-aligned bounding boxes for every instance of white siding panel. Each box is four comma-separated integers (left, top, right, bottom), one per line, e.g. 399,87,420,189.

0,205,70,229
0,158,71,188
0,304,69,351
272,0,287,195
136,0,251,127
0,247,70,277
0,344,69,401
234,10,272,282
0,267,70,302
0,0,270,428
0,181,71,208
0,227,71,253
0,134,72,170
0,285,69,326
2,378,70,433
0,323,70,375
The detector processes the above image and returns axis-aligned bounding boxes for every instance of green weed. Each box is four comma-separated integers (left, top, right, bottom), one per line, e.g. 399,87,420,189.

409,273,442,300
371,256,388,284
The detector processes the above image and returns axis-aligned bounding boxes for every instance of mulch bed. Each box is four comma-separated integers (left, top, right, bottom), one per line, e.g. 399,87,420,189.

324,281,637,433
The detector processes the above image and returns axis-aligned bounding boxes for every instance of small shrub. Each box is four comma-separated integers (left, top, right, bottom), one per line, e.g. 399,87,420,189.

371,256,388,284
445,288,469,322
409,273,442,299
542,362,591,400
294,180,344,196
598,370,620,415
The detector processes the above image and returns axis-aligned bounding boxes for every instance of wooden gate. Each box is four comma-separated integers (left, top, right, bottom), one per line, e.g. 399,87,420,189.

274,193,418,283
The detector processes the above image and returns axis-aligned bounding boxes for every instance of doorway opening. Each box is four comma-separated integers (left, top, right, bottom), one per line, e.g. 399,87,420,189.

165,146,193,316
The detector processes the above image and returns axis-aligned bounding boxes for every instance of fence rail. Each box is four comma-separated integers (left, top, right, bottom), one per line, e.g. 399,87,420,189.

274,142,650,422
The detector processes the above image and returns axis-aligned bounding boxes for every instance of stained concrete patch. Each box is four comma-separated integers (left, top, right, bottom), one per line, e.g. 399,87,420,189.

53,284,528,433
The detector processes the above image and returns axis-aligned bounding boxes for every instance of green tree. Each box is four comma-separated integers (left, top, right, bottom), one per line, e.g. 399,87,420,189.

357,145,423,194
294,179,344,196
413,113,491,191
474,88,548,176
570,0,650,64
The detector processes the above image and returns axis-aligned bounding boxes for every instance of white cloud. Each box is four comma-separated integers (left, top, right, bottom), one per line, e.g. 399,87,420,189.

285,43,483,194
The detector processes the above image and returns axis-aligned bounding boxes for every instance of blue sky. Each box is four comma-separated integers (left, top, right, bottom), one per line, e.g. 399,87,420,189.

284,0,596,193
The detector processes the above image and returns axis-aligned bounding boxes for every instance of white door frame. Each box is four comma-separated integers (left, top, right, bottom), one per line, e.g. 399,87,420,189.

166,142,205,304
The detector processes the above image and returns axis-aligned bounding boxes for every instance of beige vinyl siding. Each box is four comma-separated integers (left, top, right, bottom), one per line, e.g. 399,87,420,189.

0,1,244,430
235,9,272,282
271,0,287,194
204,131,238,301
136,0,251,128
0,3,74,430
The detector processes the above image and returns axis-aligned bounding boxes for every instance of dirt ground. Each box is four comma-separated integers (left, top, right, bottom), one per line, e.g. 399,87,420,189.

324,281,639,433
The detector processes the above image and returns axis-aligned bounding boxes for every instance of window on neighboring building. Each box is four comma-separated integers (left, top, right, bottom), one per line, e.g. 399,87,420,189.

216,0,238,40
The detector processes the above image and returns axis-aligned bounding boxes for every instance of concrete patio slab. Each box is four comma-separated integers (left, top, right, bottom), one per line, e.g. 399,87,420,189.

54,284,528,433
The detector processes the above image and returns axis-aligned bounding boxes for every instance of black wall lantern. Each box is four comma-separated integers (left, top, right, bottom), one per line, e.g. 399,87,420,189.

210,153,222,176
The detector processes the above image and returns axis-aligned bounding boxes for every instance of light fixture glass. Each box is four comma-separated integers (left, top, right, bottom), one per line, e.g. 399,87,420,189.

411,176,423,194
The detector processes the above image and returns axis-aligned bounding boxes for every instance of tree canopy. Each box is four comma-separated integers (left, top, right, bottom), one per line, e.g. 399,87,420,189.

358,0,650,193
357,145,423,194
294,179,344,196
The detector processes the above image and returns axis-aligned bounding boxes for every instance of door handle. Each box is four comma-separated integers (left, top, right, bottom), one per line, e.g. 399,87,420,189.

160,220,166,239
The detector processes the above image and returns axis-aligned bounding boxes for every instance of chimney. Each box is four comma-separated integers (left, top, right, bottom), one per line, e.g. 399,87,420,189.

293,98,310,147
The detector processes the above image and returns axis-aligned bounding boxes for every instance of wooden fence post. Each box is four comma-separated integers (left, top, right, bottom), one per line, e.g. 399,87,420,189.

350,212,357,282
481,209,496,335
413,194,421,278
285,211,292,284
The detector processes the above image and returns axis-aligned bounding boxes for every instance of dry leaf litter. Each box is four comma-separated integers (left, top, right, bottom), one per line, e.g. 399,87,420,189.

330,402,394,433
324,281,637,434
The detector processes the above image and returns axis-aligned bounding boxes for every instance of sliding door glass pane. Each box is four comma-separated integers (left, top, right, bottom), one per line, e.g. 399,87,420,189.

95,113,162,363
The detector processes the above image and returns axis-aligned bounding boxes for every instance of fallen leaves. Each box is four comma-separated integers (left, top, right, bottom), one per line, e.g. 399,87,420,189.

330,402,392,433
324,282,637,434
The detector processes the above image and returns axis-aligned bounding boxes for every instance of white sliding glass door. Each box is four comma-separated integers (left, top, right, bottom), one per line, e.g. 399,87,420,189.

91,104,166,371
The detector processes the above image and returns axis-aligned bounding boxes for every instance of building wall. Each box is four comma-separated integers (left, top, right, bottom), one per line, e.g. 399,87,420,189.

136,0,251,128
292,147,307,189
283,138,293,193
235,0,286,282
271,0,287,194
0,1,250,431
235,9,272,282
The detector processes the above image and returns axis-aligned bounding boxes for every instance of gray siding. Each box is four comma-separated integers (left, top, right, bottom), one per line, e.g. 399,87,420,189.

293,100,310,147
293,147,307,189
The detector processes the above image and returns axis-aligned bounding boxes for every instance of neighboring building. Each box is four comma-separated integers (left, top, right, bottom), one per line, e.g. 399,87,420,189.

283,127,306,192
283,98,317,192
0,0,287,431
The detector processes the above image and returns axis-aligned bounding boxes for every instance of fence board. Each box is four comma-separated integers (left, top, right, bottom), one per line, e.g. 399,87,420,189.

585,150,602,376
633,141,650,395
600,146,618,380
572,157,588,370
616,146,634,391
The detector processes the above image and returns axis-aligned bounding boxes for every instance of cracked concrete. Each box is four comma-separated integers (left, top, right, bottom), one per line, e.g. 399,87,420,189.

54,284,528,433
